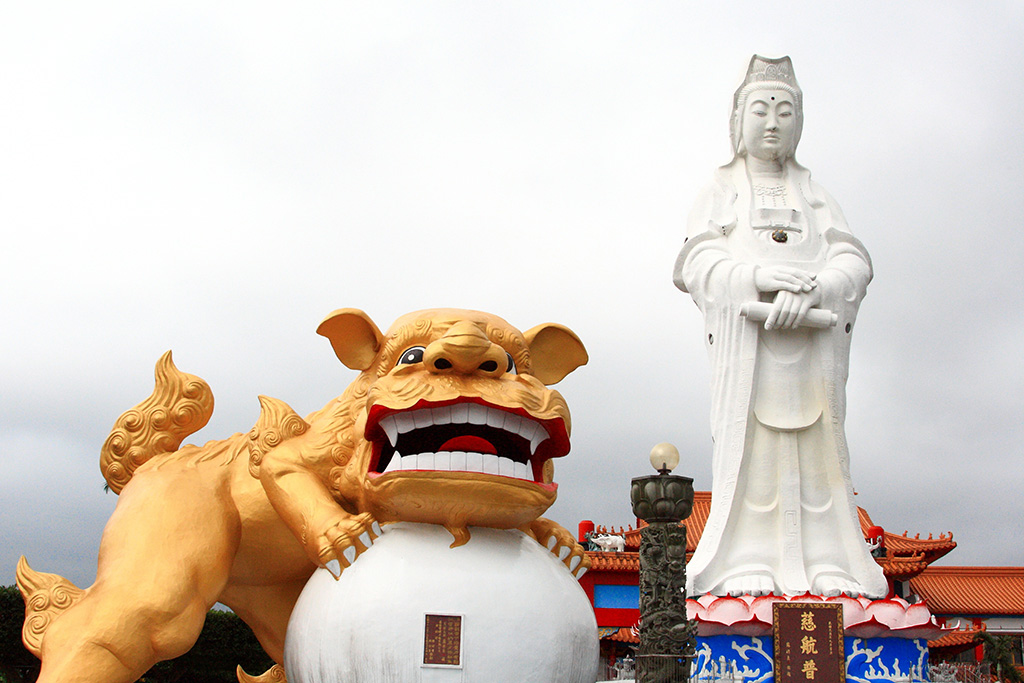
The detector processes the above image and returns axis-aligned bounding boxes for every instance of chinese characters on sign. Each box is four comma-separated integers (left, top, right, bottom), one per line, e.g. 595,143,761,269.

773,603,844,683
423,614,462,667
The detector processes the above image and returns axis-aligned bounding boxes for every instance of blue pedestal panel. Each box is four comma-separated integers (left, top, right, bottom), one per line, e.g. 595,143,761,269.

692,634,929,682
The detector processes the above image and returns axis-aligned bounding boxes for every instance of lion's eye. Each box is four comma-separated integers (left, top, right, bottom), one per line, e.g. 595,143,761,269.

397,346,425,366
506,352,517,374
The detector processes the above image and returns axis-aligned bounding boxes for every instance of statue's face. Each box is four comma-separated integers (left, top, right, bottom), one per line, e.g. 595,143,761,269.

741,88,797,162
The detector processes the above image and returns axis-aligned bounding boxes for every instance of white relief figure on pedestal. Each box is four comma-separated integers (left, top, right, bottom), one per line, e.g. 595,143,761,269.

673,55,887,599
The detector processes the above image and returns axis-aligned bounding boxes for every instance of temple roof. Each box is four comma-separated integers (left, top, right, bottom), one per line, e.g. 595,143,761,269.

859,507,956,578
587,552,639,572
927,625,984,656
588,491,955,580
909,566,1024,616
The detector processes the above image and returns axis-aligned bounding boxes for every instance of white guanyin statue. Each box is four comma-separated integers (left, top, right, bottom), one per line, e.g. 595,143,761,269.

673,55,887,599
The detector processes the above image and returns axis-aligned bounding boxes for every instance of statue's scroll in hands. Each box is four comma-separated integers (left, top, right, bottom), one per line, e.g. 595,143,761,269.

739,302,837,329
673,55,886,600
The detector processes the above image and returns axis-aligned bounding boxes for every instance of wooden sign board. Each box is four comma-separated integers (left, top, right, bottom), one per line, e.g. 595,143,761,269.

773,602,844,683
423,613,463,667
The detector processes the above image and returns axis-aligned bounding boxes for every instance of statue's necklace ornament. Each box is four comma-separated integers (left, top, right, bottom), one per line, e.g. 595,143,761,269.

754,183,786,198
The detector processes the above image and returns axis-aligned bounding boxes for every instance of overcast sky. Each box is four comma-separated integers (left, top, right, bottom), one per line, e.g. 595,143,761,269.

2,2,1022,591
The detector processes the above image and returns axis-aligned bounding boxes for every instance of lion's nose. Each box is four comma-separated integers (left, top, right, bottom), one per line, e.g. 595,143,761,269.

423,321,507,378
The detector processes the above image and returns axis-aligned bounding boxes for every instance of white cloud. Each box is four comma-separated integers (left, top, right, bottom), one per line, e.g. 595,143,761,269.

2,2,1022,594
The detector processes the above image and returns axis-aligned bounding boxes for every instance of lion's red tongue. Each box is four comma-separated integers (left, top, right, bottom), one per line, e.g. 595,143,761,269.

438,436,497,455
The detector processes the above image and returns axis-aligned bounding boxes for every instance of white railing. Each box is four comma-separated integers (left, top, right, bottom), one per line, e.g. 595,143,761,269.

598,655,710,682
599,657,636,680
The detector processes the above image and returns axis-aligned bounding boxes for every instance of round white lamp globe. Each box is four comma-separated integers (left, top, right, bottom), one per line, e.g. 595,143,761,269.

649,442,680,473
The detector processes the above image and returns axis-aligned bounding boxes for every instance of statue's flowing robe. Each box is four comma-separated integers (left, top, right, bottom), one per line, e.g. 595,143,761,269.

674,157,887,598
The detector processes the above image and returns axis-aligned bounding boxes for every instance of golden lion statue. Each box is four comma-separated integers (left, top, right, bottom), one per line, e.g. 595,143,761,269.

17,308,590,683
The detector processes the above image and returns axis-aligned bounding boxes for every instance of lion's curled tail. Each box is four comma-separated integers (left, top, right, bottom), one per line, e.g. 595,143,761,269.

16,557,84,657
99,351,214,494
236,664,288,683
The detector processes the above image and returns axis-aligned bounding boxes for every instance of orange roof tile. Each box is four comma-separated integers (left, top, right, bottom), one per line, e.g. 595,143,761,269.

587,552,640,572
880,554,931,580
928,626,984,650
910,567,1024,616
684,490,712,551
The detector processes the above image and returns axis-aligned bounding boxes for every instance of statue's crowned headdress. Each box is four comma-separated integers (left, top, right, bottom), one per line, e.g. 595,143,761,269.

733,55,802,112
730,54,804,157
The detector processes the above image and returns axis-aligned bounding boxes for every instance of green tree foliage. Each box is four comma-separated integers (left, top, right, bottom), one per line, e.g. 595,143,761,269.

0,587,273,683
0,586,39,683
981,632,1024,683
140,609,274,683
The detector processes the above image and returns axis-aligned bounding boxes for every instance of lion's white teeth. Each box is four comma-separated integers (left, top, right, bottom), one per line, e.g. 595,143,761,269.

450,451,467,470
382,404,548,451
486,409,505,429
377,403,552,474
516,419,549,456
467,403,487,425
504,413,522,433
414,410,433,429
383,451,402,474
395,412,416,434
514,461,530,480
530,431,546,455
450,403,469,423
381,416,398,446
386,451,533,481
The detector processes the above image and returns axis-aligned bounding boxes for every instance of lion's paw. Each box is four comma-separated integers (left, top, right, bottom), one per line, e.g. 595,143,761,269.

528,518,591,579
312,511,382,579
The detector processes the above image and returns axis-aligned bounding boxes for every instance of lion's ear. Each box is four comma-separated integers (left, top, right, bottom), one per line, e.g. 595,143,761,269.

523,323,588,385
317,309,384,371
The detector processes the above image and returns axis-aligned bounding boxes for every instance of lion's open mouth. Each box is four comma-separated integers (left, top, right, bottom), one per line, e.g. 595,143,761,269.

365,399,568,483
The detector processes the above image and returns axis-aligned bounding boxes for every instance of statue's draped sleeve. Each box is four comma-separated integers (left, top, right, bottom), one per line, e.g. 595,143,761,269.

673,166,762,494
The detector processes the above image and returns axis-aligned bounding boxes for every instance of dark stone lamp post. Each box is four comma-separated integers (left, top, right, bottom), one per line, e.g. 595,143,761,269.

630,443,697,683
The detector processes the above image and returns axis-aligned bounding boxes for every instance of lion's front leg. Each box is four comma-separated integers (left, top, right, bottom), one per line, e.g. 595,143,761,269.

525,517,590,578
259,440,380,578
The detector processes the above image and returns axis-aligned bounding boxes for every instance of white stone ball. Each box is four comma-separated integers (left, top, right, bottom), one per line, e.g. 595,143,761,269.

284,522,599,683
